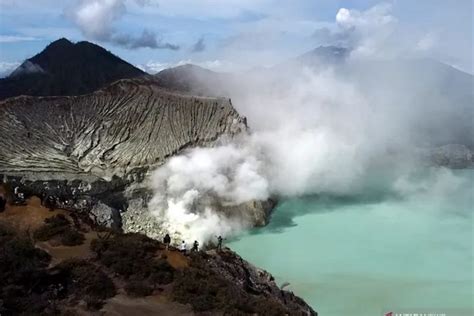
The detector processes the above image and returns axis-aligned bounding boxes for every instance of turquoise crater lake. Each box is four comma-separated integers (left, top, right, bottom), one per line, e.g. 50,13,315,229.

228,169,473,316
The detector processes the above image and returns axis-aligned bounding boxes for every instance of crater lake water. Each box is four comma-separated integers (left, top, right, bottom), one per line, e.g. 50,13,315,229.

228,169,473,316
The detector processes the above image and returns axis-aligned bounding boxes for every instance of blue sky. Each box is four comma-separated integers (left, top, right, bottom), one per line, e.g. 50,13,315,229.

0,0,472,76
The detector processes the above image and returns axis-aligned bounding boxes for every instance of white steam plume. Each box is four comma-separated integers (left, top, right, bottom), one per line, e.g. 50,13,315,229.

148,144,269,244
147,68,416,244
146,4,473,245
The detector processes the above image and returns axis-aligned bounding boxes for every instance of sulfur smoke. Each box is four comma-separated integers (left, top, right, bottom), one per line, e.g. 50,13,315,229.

148,143,270,244
147,5,473,245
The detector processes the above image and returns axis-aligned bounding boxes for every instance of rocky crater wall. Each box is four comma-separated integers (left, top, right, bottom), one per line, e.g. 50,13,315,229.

0,78,246,179
0,79,263,232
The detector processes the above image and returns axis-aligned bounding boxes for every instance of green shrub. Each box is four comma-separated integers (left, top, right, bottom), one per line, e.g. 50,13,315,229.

33,214,71,241
172,268,225,311
45,214,70,226
90,233,165,281
149,259,174,287
125,279,154,297
60,229,85,246
0,224,52,315
172,254,290,315
33,222,68,241
33,214,86,246
56,259,116,302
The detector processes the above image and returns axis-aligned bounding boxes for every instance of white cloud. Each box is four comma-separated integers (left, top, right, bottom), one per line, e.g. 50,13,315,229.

336,4,395,29
416,32,437,51
68,0,179,49
71,0,125,40
0,35,39,42
335,3,398,58
311,3,445,62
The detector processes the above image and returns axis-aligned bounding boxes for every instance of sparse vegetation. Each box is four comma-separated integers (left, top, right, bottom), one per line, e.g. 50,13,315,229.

55,259,116,309
172,254,290,315
125,278,154,297
0,223,116,314
91,232,175,297
33,214,85,246
149,259,175,286
33,214,70,241
0,223,52,315
0,221,304,315
60,229,86,246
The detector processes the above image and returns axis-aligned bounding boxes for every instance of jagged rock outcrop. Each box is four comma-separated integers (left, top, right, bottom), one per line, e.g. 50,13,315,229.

121,197,277,241
205,249,317,315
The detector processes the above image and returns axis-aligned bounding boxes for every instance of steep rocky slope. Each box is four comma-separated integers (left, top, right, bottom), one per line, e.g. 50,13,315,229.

0,38,145,100
0,78,245,179
0,78,258,232
0,213,317,315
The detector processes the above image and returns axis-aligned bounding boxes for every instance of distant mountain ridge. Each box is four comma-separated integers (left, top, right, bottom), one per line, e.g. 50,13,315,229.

154,64,232,96
152,46,350,95
0,38,145,100
153,46,474,151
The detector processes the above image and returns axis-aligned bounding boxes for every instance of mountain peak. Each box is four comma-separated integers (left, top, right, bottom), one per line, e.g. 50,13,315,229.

47,37,74,48
297,45,349,64
0,38,145,100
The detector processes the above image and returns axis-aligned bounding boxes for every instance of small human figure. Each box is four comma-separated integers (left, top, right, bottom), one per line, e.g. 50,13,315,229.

180,240,187,255
40,191,47,206
46,195,56,211
163,233,171,250
13,187,25,205
192,240,199,252
216,235,224,252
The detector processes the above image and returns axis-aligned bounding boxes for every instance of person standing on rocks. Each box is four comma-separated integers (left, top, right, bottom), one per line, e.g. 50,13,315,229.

13,186,25,205
216,235,224,252
163,233,171,250
180,240,187,255
40,191,47,206
192,240,199,252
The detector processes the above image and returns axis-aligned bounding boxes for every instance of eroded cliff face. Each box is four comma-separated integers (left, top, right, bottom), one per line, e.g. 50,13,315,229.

0,78,268,233
0,78,246,179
